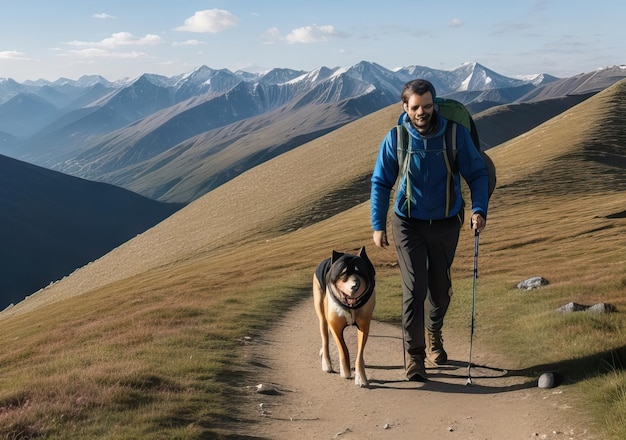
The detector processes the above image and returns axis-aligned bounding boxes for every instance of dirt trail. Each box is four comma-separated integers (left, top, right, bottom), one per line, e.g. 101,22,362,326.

241,296,598,440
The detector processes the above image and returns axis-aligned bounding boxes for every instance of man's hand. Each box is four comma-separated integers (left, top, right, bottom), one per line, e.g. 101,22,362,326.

373,230,389,249
471,213,486,232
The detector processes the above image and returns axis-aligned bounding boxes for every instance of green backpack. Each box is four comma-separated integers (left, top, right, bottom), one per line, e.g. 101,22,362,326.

396,97,496,217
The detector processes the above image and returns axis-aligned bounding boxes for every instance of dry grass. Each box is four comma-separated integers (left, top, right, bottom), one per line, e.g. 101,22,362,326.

0,80,625,438
0,255,311,439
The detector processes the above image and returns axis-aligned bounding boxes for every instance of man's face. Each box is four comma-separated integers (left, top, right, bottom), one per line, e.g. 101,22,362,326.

403,92,434,134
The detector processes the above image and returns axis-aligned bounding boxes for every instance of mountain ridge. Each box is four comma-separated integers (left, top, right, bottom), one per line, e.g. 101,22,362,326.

2,62,624,204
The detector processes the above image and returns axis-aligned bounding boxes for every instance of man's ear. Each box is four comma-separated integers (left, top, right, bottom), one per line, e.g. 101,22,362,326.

402,102,408,113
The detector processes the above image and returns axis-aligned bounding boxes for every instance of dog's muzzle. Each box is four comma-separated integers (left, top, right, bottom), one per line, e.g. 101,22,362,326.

351,278,361,292
332,279,374,310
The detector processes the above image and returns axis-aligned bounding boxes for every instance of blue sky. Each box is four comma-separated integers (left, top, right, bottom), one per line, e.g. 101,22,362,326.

1,0,624,82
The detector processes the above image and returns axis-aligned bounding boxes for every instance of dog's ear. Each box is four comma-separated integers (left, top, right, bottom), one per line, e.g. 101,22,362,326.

358,246,375,275
358,246,367,259
331,250,344,263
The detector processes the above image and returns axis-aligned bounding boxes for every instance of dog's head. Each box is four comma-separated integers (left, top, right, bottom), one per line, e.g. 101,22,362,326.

326,247,375,309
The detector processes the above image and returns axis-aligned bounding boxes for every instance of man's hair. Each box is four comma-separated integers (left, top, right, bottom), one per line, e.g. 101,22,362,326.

401,79,437,104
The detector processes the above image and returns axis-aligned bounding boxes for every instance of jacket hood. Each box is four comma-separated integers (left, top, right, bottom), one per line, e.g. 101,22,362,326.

397,111,406,125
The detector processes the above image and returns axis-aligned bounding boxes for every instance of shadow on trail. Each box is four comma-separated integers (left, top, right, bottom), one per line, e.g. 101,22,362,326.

366,359,536,394
366,337,626,394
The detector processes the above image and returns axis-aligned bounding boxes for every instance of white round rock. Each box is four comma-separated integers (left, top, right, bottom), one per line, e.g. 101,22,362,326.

538,372,556,388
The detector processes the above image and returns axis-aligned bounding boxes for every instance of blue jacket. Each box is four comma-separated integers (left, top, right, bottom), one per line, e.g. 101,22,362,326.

370,112,489,231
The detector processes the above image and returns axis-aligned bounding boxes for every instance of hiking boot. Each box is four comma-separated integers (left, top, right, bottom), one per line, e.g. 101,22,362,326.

406,356,427,382
426,330,447,366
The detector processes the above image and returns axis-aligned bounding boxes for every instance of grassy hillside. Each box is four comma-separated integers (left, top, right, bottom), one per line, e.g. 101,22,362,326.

0,154,183,309
474,92,594,149
0,80,624,439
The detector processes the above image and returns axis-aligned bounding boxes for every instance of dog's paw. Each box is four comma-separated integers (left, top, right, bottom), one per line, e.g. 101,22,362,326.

339,365,351,379
354,373,369,388
319,349,333,373
321,358,332,373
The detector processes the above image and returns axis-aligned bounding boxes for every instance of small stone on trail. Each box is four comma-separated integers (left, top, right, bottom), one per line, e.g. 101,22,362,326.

538,373,556,389
333,428,352,438
256,383,281,395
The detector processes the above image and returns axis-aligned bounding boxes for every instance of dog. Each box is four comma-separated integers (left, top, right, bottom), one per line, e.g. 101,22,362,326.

313,247,376,387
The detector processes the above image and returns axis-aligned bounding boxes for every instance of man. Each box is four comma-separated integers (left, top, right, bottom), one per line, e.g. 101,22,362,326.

370,79,488,381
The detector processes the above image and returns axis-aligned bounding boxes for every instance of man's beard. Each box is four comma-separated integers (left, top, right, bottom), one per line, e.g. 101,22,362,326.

413,112,437,135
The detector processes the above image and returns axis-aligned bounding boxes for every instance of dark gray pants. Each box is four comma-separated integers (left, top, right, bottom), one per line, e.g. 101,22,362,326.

392,213,462,357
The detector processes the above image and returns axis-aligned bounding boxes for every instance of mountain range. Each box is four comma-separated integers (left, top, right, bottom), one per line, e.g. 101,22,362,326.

1,62,624,204
0,61,625,308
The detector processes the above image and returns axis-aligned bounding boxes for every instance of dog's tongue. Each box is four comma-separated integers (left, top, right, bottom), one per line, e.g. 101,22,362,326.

346,297,357,305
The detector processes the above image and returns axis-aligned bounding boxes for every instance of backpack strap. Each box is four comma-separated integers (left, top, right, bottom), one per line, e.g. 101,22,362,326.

395,125,412,217
444,121,458,167
396,125,408,170
443,122,458,217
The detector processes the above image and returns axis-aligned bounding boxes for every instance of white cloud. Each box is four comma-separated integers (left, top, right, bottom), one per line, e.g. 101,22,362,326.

285,25,340,44
450,18,464,28
261,27,282,45
172,40,206,46
67,32,163,49
64,48,150,59
93,13,116,20
0,50,32,60
261,24,343,45
174,9,238,33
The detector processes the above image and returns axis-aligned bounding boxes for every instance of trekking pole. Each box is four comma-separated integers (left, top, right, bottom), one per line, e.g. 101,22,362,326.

466,229,480,386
